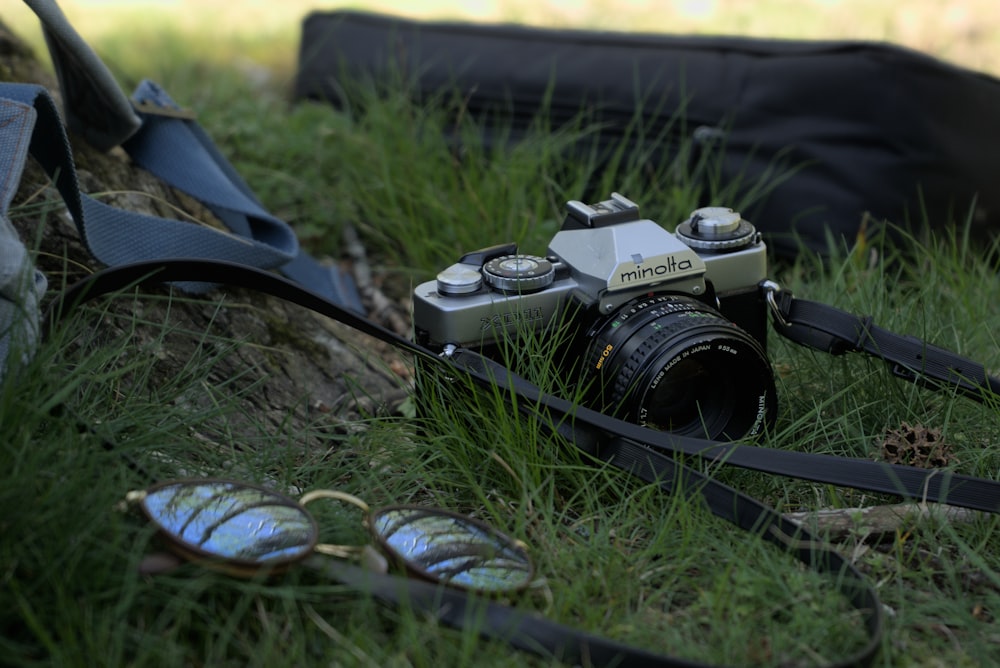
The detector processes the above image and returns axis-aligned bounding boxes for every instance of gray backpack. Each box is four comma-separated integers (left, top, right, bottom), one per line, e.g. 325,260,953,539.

0,166,46,380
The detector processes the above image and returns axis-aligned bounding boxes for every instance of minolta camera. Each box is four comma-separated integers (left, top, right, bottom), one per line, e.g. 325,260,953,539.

413,193,777,440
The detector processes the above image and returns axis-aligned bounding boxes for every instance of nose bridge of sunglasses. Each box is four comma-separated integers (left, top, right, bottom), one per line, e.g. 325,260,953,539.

298,489,371,514
297,489,387,570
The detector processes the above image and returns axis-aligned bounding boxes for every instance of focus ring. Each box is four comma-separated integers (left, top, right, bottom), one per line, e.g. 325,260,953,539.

609,319,737,405
588,295,713,374
585,293,775,439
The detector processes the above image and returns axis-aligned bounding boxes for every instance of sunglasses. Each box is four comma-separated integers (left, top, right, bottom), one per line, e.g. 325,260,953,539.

126,478,535,594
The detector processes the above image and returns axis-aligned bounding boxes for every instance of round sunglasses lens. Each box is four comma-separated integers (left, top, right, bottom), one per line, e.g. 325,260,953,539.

371,507,533,592
141,481,317,565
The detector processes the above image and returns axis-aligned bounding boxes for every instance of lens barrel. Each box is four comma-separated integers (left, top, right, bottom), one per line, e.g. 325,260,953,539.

587,294,776,440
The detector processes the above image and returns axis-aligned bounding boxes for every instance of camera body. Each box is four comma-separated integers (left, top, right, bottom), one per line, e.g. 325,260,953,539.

413,193,777,440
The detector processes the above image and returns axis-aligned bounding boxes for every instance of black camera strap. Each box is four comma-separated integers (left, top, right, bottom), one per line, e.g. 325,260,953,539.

46,258,1000,667
449,349,1000,512
764,284,1000,401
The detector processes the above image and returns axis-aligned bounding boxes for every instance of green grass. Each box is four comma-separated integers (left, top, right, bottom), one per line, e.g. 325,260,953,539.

4,6,1000,667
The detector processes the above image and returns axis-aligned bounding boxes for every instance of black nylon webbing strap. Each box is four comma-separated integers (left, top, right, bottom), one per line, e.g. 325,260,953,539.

772,291,1000,401
448,348,1000,513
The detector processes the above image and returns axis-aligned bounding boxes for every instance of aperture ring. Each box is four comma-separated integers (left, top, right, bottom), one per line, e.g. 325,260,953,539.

585,293,775,439
588,295,725,378
609,322,753,408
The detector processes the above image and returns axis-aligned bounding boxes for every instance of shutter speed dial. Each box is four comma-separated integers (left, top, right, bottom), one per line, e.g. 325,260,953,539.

482,255,555,293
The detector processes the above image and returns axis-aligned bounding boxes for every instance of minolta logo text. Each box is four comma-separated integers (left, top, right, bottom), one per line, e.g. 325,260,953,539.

619,255,694,284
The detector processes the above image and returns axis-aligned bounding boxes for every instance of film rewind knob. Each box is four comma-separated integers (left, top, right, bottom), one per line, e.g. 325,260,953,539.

675,207,758,251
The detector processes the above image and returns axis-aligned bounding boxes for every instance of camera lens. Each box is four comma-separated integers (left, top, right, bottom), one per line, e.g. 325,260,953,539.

587,294,776,440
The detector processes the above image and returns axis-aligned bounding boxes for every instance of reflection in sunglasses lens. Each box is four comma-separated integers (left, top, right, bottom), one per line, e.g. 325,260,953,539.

372,508,533,592
142,482,316,563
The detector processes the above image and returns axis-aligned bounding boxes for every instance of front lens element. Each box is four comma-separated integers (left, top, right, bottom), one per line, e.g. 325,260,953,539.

588,294,776,440
641,355,715,428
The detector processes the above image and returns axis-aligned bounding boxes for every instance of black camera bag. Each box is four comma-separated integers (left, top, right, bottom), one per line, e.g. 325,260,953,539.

294,10,1000,258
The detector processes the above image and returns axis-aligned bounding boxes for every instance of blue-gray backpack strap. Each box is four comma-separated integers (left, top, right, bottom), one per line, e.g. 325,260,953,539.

123,82,362,309
1,84,297,280
19,0,363,311
23,0,142,150
0,95,48,380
